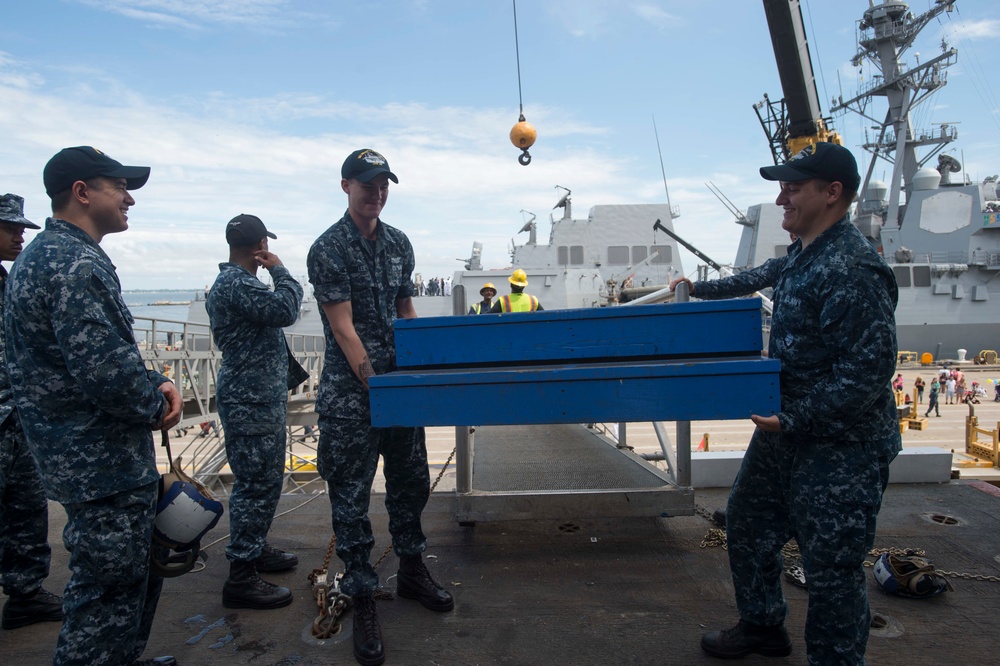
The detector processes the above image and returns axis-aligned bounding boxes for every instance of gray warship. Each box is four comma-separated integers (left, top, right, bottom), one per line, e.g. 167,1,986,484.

732,0,999,362
438,191,685,315
187,193,688,329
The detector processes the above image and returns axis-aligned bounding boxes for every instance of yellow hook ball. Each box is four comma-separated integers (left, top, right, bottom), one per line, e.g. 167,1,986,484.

510,120,537,150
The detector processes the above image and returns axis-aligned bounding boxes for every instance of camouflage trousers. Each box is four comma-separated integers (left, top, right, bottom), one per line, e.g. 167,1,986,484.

57,480,163,665
218,401,287,562
0,411,52,596
317,417,429,597
726,429,891,666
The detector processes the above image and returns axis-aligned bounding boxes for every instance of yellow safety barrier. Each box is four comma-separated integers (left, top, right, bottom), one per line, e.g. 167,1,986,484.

965,414,1000,467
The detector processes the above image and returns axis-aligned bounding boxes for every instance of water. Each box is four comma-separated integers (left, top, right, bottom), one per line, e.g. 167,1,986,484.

124,289,204,344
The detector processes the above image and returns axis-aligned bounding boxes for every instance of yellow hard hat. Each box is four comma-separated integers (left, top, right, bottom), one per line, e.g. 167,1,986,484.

480,283,496,295
509,269,528,287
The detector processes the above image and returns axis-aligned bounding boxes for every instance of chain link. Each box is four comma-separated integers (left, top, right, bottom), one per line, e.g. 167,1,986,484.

861,546,925,567
372,447,456,571
695,503,728,549
935,570,1000,582
310,445,458,637
695,510,1000,584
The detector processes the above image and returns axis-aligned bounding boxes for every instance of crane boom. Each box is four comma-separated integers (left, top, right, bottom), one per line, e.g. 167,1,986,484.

754,0,841,163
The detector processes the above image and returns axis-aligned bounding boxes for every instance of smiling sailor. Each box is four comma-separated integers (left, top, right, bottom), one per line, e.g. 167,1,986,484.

5,147,183,666
699,142,900,665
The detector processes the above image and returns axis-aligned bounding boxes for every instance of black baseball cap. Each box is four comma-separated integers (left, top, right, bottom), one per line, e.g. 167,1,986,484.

341,149,398,183
760,142,861,193
225,214,277,246
43,146,151,197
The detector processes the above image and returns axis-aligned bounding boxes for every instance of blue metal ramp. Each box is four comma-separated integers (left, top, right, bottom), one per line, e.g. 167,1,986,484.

368,300,779,521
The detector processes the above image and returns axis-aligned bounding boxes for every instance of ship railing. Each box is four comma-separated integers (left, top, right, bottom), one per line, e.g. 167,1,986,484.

867,122,956,150
904,250,971,265
134,315,325,492
970,250,1000,268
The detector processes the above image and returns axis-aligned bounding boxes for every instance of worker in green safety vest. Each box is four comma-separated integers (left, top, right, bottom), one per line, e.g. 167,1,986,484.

489,269,543,313
468,282,497,314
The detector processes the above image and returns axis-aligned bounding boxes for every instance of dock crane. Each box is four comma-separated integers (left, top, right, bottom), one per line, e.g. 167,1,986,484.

753,0,842,164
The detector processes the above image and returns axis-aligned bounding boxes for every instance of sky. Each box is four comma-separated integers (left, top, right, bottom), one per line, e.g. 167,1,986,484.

1,0,998,290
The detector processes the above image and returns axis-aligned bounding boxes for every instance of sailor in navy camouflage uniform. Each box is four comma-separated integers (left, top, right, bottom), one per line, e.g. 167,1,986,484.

308,149,453,666
669,236,795,300
0,194,63,631
206,213,306,610
5,148,182,666
700,143,900,665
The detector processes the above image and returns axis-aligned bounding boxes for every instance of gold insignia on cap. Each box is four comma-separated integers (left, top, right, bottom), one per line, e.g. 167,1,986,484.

360,150,386,166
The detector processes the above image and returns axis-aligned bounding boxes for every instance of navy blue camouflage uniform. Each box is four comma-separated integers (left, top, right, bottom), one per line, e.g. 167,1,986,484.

696,217,900,665
0,265,53,599
4,218,170,665
206,262,303,563
307,210,429,597
693,255,787,298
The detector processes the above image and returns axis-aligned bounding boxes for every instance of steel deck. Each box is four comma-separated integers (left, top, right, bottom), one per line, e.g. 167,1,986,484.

455,424,693,523
4,481,999,665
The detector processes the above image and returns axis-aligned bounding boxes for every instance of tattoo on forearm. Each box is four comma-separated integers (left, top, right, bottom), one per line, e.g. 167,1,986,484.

358,355,375,387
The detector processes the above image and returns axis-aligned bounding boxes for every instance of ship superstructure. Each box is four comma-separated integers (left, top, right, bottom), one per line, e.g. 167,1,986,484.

737,0,999,359
448,190,685,313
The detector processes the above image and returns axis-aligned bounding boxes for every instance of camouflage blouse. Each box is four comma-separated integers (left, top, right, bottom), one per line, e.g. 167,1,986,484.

307,210,415,421
4,218,168,503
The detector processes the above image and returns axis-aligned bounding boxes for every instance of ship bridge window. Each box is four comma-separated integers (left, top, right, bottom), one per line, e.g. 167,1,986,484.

558,245,585,265
632,246,648,263
912,265,931,287
650,245,672,263
893,266,912,288
608,246,630,265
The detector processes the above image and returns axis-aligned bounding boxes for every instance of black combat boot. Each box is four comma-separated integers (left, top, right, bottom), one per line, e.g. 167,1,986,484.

397,555,454,612
1,587,63,629
701,619,792,658
253,543,298,573
222,560,293,609
352,594,384,666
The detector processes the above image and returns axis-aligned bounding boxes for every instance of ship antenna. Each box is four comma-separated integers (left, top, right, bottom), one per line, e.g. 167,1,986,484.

653,115,676,220
706,181,750,226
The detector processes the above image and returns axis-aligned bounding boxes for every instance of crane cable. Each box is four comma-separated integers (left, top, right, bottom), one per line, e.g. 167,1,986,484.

513,0,524,119
509,0,537,165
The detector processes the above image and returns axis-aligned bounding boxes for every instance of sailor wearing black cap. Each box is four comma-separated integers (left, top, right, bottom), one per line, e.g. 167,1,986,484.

206,214,307,610
4,148,183,666
701,142,900,665
0,194,63,632
308,149,453,666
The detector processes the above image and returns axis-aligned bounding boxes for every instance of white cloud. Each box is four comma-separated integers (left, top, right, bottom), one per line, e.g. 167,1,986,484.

544,0,682,38
0,36,776,291
630,3,682,29
73,0,314,31
945,18,1000,41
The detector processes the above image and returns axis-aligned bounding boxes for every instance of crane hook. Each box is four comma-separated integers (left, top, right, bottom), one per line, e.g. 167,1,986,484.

510,113,536,167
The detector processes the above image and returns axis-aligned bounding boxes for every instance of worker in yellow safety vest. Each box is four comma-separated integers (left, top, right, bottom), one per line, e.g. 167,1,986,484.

489,269,543,313
468,282,497,315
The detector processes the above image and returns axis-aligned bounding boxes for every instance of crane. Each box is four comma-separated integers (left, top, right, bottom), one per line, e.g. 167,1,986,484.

753,0,842,164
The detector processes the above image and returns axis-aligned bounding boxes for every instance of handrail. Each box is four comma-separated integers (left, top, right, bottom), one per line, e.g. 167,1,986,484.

134,315,325,491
